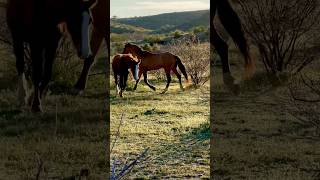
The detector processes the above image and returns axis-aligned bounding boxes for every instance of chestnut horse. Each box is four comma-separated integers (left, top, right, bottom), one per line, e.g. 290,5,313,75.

74,0,108,93
122,43,188,94
112,54,140,97
211,0,255,93
7,0,97,112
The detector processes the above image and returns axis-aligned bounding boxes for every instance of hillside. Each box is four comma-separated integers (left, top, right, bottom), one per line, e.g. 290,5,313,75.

112,10,209,33
110,21,151,34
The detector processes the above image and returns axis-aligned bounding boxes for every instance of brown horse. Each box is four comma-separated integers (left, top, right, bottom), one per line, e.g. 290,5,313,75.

112,54,140,97
74,0,108,93
122,43,188,94
7,0,97,112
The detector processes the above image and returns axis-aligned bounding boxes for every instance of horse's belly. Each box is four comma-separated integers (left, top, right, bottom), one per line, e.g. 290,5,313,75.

141,63,162,71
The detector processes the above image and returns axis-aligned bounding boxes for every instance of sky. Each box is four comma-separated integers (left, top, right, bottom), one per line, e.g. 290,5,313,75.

110,0,210,18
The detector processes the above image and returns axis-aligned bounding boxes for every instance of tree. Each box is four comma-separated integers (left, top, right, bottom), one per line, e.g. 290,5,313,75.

239,0,320,75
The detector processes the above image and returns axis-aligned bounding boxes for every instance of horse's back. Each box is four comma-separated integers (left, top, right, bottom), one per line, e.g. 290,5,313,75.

7,0,34,27
112,54,128,72
7,0,44,41
141,52,177,70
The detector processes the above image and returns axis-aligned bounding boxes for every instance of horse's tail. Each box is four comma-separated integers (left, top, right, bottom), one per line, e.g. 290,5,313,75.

216,0,255,78
175,56,188,81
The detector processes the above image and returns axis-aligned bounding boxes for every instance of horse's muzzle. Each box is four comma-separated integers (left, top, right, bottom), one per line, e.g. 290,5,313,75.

133,65,139,81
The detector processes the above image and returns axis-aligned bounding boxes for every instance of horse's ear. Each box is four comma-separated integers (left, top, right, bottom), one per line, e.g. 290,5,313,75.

83,0,97,9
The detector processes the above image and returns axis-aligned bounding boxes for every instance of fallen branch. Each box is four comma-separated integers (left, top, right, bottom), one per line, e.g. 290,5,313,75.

111,147,150,180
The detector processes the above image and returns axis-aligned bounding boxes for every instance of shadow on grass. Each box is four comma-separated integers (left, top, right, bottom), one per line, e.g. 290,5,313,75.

142,122,210,178
0,109,22,118
0,107,105,137
110,82,202,105
0,77,17,91
181,122,210,141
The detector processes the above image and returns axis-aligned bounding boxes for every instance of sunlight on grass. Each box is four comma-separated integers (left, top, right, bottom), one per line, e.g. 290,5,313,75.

110,78,210,178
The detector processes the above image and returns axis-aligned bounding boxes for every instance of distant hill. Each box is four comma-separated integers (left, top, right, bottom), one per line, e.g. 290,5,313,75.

112,10,209,34
110,21,151,34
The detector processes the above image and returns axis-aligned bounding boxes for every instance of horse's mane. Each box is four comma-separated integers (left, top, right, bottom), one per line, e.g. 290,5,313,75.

128,44,152,57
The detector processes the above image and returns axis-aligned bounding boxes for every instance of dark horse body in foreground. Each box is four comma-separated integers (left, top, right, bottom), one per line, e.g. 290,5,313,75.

123,43,188,94
112,54,140,97
211,0,255,93
7,0,97,112
74,0,109,93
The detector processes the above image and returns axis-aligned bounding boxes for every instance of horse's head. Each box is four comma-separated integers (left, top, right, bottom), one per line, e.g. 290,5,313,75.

125,54,141,81
118,54,141,97
57,0,97,59
122,43,142,59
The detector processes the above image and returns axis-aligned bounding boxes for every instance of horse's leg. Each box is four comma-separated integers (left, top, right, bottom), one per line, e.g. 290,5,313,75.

133,71,143,91
212,26,239,94
119,73,124,97
40,35,60,98
74,28,104,93
114,73,120,95
143,72,156,91
120,71,129,97
119,71,128,97
30,45,44,112
172,68,184,91
161,69,171,94
12,35,29,107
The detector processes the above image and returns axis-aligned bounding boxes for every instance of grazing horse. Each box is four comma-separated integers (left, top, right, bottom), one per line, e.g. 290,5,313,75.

7,0,97,112
74,0,109,93
211,0,255,93
122,43,188,94
112,54,140,97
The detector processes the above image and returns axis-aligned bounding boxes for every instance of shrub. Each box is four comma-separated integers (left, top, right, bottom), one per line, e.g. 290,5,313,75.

171,30,184,39
288,73,320,136
239,0,320,75
110,33,128,43
110,42,125,56
192,26,207,34
144,34,166,44
163,40,210,86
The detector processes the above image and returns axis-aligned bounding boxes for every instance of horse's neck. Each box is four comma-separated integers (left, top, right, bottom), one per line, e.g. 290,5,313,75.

138,50,149,58
91,0,108,29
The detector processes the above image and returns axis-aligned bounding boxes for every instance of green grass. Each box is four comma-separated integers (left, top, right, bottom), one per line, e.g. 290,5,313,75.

0,55,108,179
110,77,210,178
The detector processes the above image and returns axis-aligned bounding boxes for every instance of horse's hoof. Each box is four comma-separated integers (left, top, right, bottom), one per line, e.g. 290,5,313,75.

31,104,42,113
27,92,34,107
151,87,156,91
119,91,124,98
232,84,241,95
160,89,168,94
70,88,84,95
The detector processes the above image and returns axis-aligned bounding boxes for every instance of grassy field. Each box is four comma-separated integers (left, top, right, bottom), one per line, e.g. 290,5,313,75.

0,52,108,179
110,76,210,178
212,61,320,179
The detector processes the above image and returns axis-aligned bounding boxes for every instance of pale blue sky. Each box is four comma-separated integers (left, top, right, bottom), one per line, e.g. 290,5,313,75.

111,0,210,18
